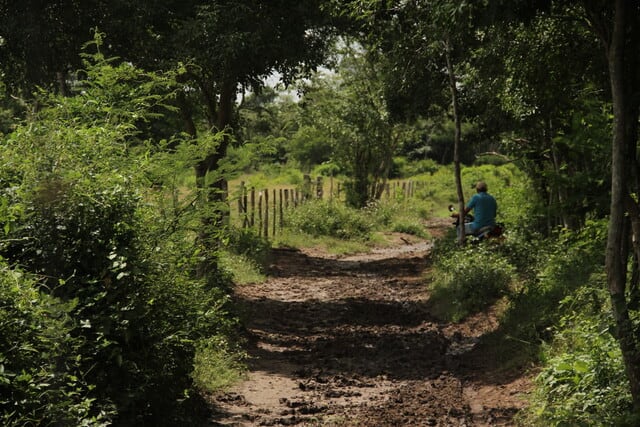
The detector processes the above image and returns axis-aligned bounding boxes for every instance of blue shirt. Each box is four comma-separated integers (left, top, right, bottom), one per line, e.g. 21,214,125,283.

467,192,497,231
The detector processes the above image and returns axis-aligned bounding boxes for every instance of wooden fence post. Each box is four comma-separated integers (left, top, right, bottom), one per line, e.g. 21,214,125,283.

329,176,333,201
316,176,323,199
258,191,263,236
263,190,269,237
250,188,255,227
272,189,277,236
238,181,245,227
243,184,249,226
303,174,311,201
279,189,284,229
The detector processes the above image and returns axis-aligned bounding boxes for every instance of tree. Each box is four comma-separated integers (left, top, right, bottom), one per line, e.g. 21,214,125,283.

298,44,410,207
1,0,337,276
583,0,640,411
336,0,483,241
495,0,640,411
477,9,610,231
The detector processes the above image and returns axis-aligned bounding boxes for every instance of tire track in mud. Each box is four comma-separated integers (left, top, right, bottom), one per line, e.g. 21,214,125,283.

210,232,530,426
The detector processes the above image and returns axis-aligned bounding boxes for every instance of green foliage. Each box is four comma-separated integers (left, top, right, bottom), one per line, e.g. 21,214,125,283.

391,157,439,178
364,199,429,237
224,227,271,269
289,125,333,170
192,337,246,393
0,48,242,424
286,199,375,240
499,220,607,344
273,228,373,256
524,284,634,426
390,220,428,238
2,153,236,425
501,220,635,425
313,161,343,177
0,264,114,426
219,251,266,285
430,246,515,322
298,46,415,208
236,165,305,190
473,153,510,166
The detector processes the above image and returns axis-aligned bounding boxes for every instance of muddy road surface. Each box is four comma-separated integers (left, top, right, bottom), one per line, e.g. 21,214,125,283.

210,227,531,426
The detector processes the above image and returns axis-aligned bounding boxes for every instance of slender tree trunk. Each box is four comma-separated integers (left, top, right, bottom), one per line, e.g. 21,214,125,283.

547,117,573,229
445,38,465,245
56,71,70,97
176,91,197,139
605,0,640,410
374,133,399,200
192,79,237,279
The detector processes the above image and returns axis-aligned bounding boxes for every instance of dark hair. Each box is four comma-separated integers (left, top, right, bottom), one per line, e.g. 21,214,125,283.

476,181,488,192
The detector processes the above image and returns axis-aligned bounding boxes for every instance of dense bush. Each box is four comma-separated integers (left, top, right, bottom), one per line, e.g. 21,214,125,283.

225,227,271,268
524,284,635,426
313,161,342,177
498,220,607,343
286,199,374,240
0,48,241,425
390,157,438,178
363,199,428,237
430,245,515,321
0,264,113,426
2,156,237,425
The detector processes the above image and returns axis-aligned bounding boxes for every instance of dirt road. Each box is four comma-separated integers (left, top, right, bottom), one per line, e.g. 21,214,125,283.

210,225,531,426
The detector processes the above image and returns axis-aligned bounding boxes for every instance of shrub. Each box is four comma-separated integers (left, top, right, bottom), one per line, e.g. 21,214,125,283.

0,264,114,426
225,227,271,268
391,157,439,178
499,220,607,343
313,161,342,177
364,199,397,227
222,227,270,284
3,174,238,424
524,284,634,426
286,199,374,240
391,219,428,237
363,199,428,237
430,245,515,321
473,153,510,166
192,336,246,393
0,47,242,425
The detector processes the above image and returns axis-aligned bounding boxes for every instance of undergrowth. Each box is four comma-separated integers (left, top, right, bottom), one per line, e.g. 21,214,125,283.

428,195,635,425
520,282,636,426
428,242,515,322
285,199,376,240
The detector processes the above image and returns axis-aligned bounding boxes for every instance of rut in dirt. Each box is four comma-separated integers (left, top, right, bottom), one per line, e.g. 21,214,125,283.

210,238,529,426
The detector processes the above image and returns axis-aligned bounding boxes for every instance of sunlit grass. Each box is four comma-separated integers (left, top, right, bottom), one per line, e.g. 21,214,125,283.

192,337,247,393
219,251,266,285
272,228,373,256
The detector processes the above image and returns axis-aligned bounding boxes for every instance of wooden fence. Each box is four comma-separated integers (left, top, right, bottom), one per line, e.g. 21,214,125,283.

234,175,421,238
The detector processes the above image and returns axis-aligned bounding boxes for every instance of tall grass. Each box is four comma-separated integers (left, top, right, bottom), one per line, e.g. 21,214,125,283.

428,244,516,322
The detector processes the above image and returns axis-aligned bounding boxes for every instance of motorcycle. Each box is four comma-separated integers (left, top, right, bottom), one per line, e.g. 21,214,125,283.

448,204,504,243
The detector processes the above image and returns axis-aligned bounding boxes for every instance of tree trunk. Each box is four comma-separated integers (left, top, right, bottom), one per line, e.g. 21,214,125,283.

176,90,197,139
604,0,640,411
56,71,70,97
445,38,465,245
193,79,237,279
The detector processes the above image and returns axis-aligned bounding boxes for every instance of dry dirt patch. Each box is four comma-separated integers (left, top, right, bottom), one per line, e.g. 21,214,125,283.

210,228,531,426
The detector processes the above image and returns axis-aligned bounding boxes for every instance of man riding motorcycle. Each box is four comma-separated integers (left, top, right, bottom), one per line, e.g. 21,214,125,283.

450,181,500,240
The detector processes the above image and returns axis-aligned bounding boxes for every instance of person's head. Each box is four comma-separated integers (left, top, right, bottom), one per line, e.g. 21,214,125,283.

476,181,488,193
